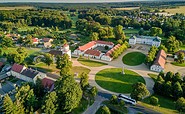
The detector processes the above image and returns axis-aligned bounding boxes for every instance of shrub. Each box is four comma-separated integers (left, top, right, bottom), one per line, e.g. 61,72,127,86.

100,105,111,114
150,96,159,106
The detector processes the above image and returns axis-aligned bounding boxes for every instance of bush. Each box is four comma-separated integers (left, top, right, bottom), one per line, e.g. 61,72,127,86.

119,100,125,106
110,95,118,104
105,46,109,50
150,96,159,106
100,105,111,114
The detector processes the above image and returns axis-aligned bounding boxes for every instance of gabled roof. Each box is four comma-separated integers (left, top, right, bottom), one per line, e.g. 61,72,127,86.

11,63,24,73
42,78,54,89
42,38,52,42
84,49,101,57
49,50,63,56
78,41,96,51
105,44,121,57
32,38,39,42
153,50,167,69
21,68,39,79
46,73,60,80
96,40,114,45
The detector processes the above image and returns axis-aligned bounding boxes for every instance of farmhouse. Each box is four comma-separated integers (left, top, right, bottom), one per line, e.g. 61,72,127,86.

40,38,53,48
150,50,167,72
129,35,161,47
73,40,119,61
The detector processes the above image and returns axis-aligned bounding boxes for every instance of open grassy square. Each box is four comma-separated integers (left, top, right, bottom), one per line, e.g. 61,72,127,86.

122,52,146,66
77,57,108,67
95,68,145,93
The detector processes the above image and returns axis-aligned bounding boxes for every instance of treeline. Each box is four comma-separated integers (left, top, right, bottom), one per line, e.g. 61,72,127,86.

145,46,158,66
0,9,72,30
111,42,128,59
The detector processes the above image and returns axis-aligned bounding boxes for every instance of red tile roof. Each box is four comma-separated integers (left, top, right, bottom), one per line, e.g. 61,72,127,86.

42,78,54,89
105,44,121,57
78,41,96,51
32,38,38,42
84,49,101,56
11,63,24,73
95,40,114,45
153,50,167,68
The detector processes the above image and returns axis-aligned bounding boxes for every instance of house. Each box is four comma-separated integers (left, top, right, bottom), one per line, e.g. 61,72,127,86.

48,43,71,59
46,73,60,81
1,64,12,72
150,50,167,72
84,49,102,59
42,78,54,92
41,38,53,48
174,50,185,60
101,44,121,61
11,63,26,77
73,40,114,55
32,38,39,45
129,35,161,47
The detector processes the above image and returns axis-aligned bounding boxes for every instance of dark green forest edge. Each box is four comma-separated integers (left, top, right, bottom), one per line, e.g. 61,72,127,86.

0,1,185,114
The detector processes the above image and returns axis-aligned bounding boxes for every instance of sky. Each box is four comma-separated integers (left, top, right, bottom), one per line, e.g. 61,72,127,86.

0,0,174,3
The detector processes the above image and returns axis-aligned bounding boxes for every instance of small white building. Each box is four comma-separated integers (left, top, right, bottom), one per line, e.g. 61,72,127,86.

129,35,161,47
150,50,166,72
84,49,103,59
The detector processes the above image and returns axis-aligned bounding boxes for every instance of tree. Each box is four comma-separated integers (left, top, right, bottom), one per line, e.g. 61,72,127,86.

173,72,182,83
158,45,167,52
114,25,126,40
110,95,118,104
43,53,53,67
79,72,89,90
3,95,15,114
165,71,174,82
0,48,3,56
130,82,150,101
166,36,180,52
90,86,98,97
42,91,58,114
177,52,185,64
24,34,33,47
176,97,185,112
173,82,183,99
149,27,162,36
90,32,99,41
55,75,82,113
99,106,111,114
0,36,14,48
150,96,158,106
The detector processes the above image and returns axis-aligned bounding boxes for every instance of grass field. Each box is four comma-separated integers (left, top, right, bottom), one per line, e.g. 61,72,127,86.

163,6,185,14
95,68,145,93
77,57,108,67
0,6,34,10
72,66,91,75
140,94,178,114
180,45,185,50
171,62,185,67
148,73,158,82
113,7,140,11
122,52,146,66
124,29,139,34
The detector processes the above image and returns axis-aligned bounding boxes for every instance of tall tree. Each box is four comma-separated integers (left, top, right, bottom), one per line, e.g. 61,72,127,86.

90,32,99,41
149,27,162,36
166,36,180,52
0,36,14,48
3,94,15,114
177,52,185,64
43,53,53,67
55,75,82,113
24,34,33,47
79,72,89,90
42,91,58,114
130,82,150,101
114,25,126,40
176,97,185,112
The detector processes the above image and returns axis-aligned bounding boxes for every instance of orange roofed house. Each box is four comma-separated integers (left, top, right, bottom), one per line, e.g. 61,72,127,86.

150,50,167,72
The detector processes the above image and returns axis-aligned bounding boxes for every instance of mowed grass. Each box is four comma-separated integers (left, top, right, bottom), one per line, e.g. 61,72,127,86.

72,66,91,75
148,73,158,82
163,6,185,14
113,7,140,10
0,6,34,10
139,94,178,114
180,45,185,50
77,57,107,67
122,52,146,66
95,68,145,93
171,62,185,67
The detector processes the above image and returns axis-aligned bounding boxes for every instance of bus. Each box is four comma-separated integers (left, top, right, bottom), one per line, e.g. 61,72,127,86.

118,94,136,105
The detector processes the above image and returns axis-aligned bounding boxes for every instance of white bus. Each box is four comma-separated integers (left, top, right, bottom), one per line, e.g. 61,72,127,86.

118,94,136,105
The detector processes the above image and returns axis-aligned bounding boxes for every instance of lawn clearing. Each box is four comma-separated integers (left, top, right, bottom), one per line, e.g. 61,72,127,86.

163,6,185,14
171,62,185,67
122,52,146,66
140,94,178,114
113,7,140,11
180,45,185,50
72,66,91,75
148,73,158,82
0,6,34,10
77,57,107,67
124,29,139,34
95,68,145,93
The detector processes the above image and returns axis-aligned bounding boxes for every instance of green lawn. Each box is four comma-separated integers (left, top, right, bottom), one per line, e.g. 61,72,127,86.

171,62,185,67
140,94,178,114
180,45,185,50
122,52,146,66
77,57,108,67
148,73,158,82
72,66,91,75
124,29,139,34
95,68,145,93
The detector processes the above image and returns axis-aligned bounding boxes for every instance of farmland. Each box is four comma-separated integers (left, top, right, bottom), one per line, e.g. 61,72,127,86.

163,6,185,14
0,6,35,10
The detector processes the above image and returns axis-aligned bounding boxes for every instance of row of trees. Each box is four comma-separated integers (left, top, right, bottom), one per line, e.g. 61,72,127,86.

111,42,128,59
145,46,158,66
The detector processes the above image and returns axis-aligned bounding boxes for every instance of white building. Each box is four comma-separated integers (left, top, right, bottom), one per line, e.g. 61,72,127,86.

150,50,166,72
129,35,161,47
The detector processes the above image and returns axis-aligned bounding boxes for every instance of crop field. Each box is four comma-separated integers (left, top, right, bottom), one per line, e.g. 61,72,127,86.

113,7,140,10
0,6,34,10
163,6,185,14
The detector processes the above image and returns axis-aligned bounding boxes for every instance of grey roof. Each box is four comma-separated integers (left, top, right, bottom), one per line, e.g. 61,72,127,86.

0,73,9,80
2,83,15,93
46,73,60,80
21,68,39,79
130,36,137,39
0,89,5,95
130,35,161,42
